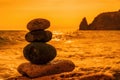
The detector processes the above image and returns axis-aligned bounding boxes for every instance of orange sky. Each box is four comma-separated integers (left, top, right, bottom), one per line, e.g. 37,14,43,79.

0,0,120,31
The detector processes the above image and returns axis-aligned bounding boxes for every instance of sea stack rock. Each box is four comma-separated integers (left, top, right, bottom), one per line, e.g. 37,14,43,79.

79,17,89,30
79,10,120,30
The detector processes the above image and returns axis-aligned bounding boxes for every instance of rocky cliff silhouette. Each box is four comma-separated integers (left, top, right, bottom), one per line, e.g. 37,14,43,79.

79,10,120,30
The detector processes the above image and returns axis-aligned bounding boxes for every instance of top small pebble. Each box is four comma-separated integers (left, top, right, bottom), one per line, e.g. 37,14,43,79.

27,18,50,31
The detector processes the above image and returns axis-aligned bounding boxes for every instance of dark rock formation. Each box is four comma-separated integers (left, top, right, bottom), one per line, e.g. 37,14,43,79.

79,17,89,30
17,60,75,78
25,30,52,42
79,10,120,30
27,18,50,31
23,42,57,64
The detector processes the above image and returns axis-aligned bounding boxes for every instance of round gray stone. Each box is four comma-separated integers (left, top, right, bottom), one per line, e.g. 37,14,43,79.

23,42,57,64
25,30,52,42
27,18,50,31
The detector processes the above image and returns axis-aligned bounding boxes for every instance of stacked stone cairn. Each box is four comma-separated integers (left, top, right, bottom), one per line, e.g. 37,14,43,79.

24,18,56,65
16,18,75,79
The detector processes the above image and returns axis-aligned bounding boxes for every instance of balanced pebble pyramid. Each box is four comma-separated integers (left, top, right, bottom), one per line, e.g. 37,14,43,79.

24,18,57,64
13,18,75,79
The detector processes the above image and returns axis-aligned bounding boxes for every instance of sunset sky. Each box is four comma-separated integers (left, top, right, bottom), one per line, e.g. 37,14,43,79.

0,0,120,31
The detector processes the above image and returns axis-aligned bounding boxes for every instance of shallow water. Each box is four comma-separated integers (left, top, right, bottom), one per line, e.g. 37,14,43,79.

0,30,120,79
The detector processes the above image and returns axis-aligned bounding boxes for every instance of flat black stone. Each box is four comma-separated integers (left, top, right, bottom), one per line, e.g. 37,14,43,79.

23,42,57,64
25,30,52,42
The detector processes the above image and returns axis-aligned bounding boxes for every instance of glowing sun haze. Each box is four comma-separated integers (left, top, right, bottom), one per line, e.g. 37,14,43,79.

0,0,120,31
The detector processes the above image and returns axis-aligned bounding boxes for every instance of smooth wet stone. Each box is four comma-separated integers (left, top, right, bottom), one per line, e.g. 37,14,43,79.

17,60,75,78
25,30,52,42
27,18,50,31
23,42,57,64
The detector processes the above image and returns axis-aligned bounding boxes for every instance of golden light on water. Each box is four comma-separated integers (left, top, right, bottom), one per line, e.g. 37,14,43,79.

0,1,120,79
0,0,120,31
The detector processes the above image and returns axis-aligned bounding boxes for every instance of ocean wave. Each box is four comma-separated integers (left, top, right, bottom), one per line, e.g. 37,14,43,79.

0,30,26,44
0,30,120,43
